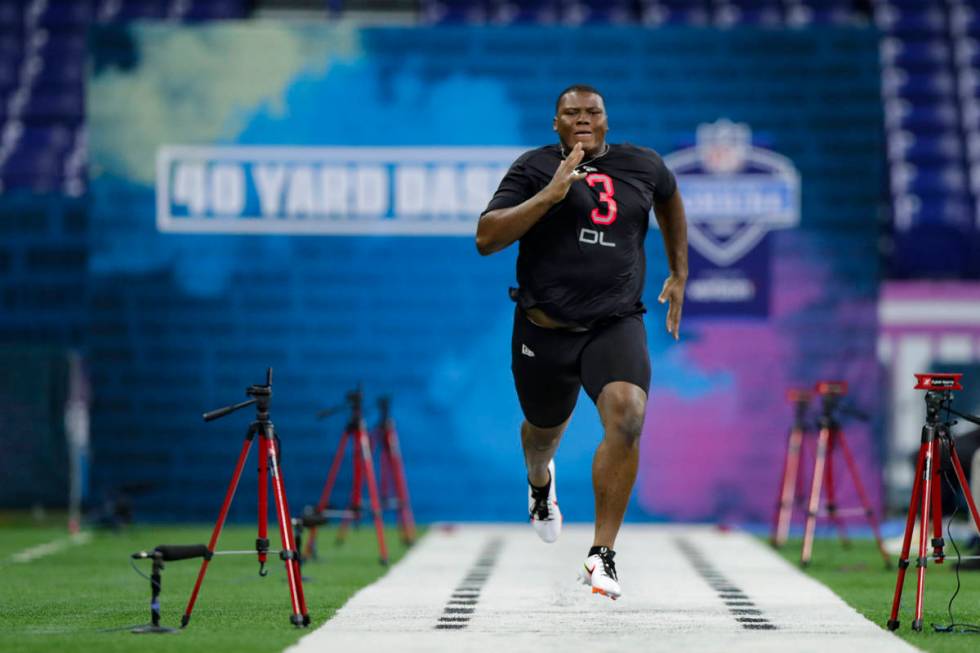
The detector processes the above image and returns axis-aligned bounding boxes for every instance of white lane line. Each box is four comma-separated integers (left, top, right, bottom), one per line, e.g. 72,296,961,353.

8,531,92,564
287,524,920,653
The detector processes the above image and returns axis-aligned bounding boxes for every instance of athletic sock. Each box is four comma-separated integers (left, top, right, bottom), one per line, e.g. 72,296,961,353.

589,545,614,557
528,477,550,497
528,471,551,496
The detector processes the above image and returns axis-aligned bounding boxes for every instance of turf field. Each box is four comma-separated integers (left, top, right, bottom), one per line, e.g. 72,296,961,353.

777,537,980,653
0,520,415,653
3,520,979,653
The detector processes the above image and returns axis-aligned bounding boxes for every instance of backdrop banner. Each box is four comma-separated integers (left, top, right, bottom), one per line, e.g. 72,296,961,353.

88,24,881,523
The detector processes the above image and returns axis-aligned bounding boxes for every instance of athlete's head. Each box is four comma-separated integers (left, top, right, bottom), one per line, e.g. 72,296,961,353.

553,84,608,158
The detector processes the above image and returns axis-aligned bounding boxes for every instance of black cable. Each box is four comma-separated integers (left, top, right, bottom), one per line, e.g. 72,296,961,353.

931,471,980,634
129,557,159,592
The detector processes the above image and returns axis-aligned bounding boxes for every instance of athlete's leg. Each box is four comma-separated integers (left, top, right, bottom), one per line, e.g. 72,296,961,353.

511,308,584,542
580,315,651,550
523,416,571,487
511,307,584,485
592,381,646,548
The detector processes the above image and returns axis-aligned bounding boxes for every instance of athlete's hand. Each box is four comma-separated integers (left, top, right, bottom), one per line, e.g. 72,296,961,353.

658,274,686,340
544,142,587,203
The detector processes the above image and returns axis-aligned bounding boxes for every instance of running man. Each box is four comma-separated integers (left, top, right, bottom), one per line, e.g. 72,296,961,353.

476,84,688,599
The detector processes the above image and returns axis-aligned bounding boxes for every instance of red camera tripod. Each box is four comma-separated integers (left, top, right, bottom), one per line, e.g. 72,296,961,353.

887,373,980,632
374,396,416,545
181,369,309,628
771,389,812,548
800,381,890,567
303,387,389,565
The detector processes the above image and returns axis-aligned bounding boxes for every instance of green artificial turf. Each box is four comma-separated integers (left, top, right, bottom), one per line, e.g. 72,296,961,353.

776,536,980,653
0,522,416,653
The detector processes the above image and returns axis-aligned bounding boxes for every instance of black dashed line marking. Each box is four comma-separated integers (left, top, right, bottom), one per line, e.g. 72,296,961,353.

433,537,503,631
675,538,777,631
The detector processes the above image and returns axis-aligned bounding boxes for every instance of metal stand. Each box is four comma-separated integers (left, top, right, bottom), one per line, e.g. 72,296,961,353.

888,373,980,631
304,387,389,565
800,381,890,568
130,544,210,633
131,557,177,634
771,389,812,548
181,369,310,628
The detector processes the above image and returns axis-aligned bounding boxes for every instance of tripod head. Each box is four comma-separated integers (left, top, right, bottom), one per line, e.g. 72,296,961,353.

913,372,980,427
786,388,811,426
203,368,273,422
316,385,365,428
378,395,392,422
814,380,869,424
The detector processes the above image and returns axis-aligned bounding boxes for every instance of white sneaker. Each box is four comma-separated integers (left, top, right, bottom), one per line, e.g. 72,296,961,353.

579,547,621,600
528,460,562,543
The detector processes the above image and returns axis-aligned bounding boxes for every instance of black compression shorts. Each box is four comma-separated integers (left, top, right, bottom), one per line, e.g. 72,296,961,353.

510,307,651,428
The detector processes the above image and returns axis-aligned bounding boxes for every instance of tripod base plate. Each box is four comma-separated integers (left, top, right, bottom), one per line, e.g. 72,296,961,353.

132,625,179,634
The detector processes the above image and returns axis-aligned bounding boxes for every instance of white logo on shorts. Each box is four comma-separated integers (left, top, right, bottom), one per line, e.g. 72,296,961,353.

521,344,535,358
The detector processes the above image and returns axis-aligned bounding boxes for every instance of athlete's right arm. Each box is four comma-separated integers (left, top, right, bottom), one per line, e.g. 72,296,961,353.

475,143,586,256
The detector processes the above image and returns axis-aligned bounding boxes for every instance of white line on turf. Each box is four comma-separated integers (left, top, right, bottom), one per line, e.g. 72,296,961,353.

8,531,92,564
286,524,920,653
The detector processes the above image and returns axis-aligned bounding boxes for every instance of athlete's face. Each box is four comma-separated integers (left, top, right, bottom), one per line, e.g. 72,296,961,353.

553,91,608,157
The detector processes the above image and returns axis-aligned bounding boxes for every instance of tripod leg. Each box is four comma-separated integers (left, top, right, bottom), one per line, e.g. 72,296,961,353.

796,431,810,514
802,426,831,566
316,430,350,512
257,425,269,576
182,428,255,628
387,423,416,544
338,434,363,544
356,425,389,565
836,430,890,567
888,443,926,630
930,459,945,565
306,430,352,558
824,429,850,548
376,428,392,503
264,425,310,627
773,426,804,548
912,438,938,631
950,447,980,538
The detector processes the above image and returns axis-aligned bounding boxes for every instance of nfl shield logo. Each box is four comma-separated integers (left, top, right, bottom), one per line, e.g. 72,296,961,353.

697,120,750,174
664,119,800,267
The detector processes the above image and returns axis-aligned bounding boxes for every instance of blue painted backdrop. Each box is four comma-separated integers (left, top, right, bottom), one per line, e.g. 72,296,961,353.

87,25,882,524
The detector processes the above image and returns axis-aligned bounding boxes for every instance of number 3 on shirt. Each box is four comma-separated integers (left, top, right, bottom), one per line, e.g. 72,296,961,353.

585,173,617,226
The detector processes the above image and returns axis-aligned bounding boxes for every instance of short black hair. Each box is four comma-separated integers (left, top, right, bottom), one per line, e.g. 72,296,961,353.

555,84,605,114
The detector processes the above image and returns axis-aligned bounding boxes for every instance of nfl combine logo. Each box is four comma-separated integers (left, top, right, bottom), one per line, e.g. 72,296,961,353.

664,119,801,316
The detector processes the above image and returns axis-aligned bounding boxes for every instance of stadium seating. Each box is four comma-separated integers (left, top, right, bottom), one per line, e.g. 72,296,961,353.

0,0,874,197
4,0,980,276
874,0,980,275
0,0,246,196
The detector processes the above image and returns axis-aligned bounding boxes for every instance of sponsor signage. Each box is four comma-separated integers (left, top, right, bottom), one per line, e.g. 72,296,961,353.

156,145,523,235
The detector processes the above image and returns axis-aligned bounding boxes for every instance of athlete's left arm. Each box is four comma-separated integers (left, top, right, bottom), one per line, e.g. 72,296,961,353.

653,189,688,341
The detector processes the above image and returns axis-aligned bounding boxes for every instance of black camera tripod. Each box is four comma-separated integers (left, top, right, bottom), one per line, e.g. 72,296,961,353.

181,369,309,628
